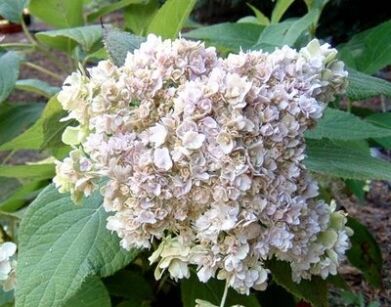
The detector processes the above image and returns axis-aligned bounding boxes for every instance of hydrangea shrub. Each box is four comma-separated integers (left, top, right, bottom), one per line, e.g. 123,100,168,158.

53,35,352,295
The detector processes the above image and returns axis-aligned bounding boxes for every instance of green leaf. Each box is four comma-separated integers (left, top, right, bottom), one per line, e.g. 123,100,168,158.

124,0,159,35
338,20,391,74
0,177,21,203
36,26,102,52
0,96,63,151
63,277,111,307
303,0,329,10
252,10,318,51
305,139,391,181
0,164,54,180
247,4,270,26
271,0,295,24
85,47,108,63
325,274,349,291
15,184,139,307
0,0,27,23
0,51,24,103
103,28,145,66
237,16,261,25
28,0,84,28
87,0,145,22
305,108,391,140
265,259,328,307
41,100,76,149
184,23,264,52
104,270,152,304
180,273,261,307
147,0,196,39
346,68,391,100
0,287,14,306
346,217,383,288
366,113,391,129
0,102,44,145
256,283,295,307
15,79,59,98
344,179,366,201
0,180,46,212
366,113,391,149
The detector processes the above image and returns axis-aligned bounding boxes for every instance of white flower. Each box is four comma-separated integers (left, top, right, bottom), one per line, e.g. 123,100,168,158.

153,147,173,170
216,132,235,154
54,34,349,294
149,124,168,147
182,131,206,150
0,242,17,292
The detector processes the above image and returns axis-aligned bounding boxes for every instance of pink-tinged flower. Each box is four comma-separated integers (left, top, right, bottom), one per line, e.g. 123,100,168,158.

54,34,349,295
149,124,168,147
153,147,173,171
181,131,206,150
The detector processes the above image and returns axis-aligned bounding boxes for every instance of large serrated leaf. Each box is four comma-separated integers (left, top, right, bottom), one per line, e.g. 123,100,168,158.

103,28,145,66
366,113,391,149
0,0,27,23
36,26,102,52
147,0,196,39
346,68,391,100
305,108,391,140
28,0,83,28
339,20,391,74
180,273,260,307
183,23,264,52
0,51,24,104
15,184,139,307
266,259,328,307
346,217,383,288
305,139,391,181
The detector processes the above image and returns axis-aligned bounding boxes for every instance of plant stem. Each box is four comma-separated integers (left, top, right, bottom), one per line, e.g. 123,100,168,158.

38,47,70,73
0,42,35,49
220,281,229,307
21,18,37,45
20,17,70,74
23,62,64,81
156,274,167,293
0,210,21,220
347,98,352,113
380,95,386,112
1,150,16,165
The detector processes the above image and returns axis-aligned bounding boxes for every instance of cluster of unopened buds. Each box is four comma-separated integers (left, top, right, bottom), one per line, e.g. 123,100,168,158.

54,34,352,294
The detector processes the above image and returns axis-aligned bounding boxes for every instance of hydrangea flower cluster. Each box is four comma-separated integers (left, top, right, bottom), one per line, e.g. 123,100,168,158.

54,34,351,294
0,242,17,291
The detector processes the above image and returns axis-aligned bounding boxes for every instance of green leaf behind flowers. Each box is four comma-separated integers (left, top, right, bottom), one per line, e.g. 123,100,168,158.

266,259,328,307
305,139,391,181
16,184,139,307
